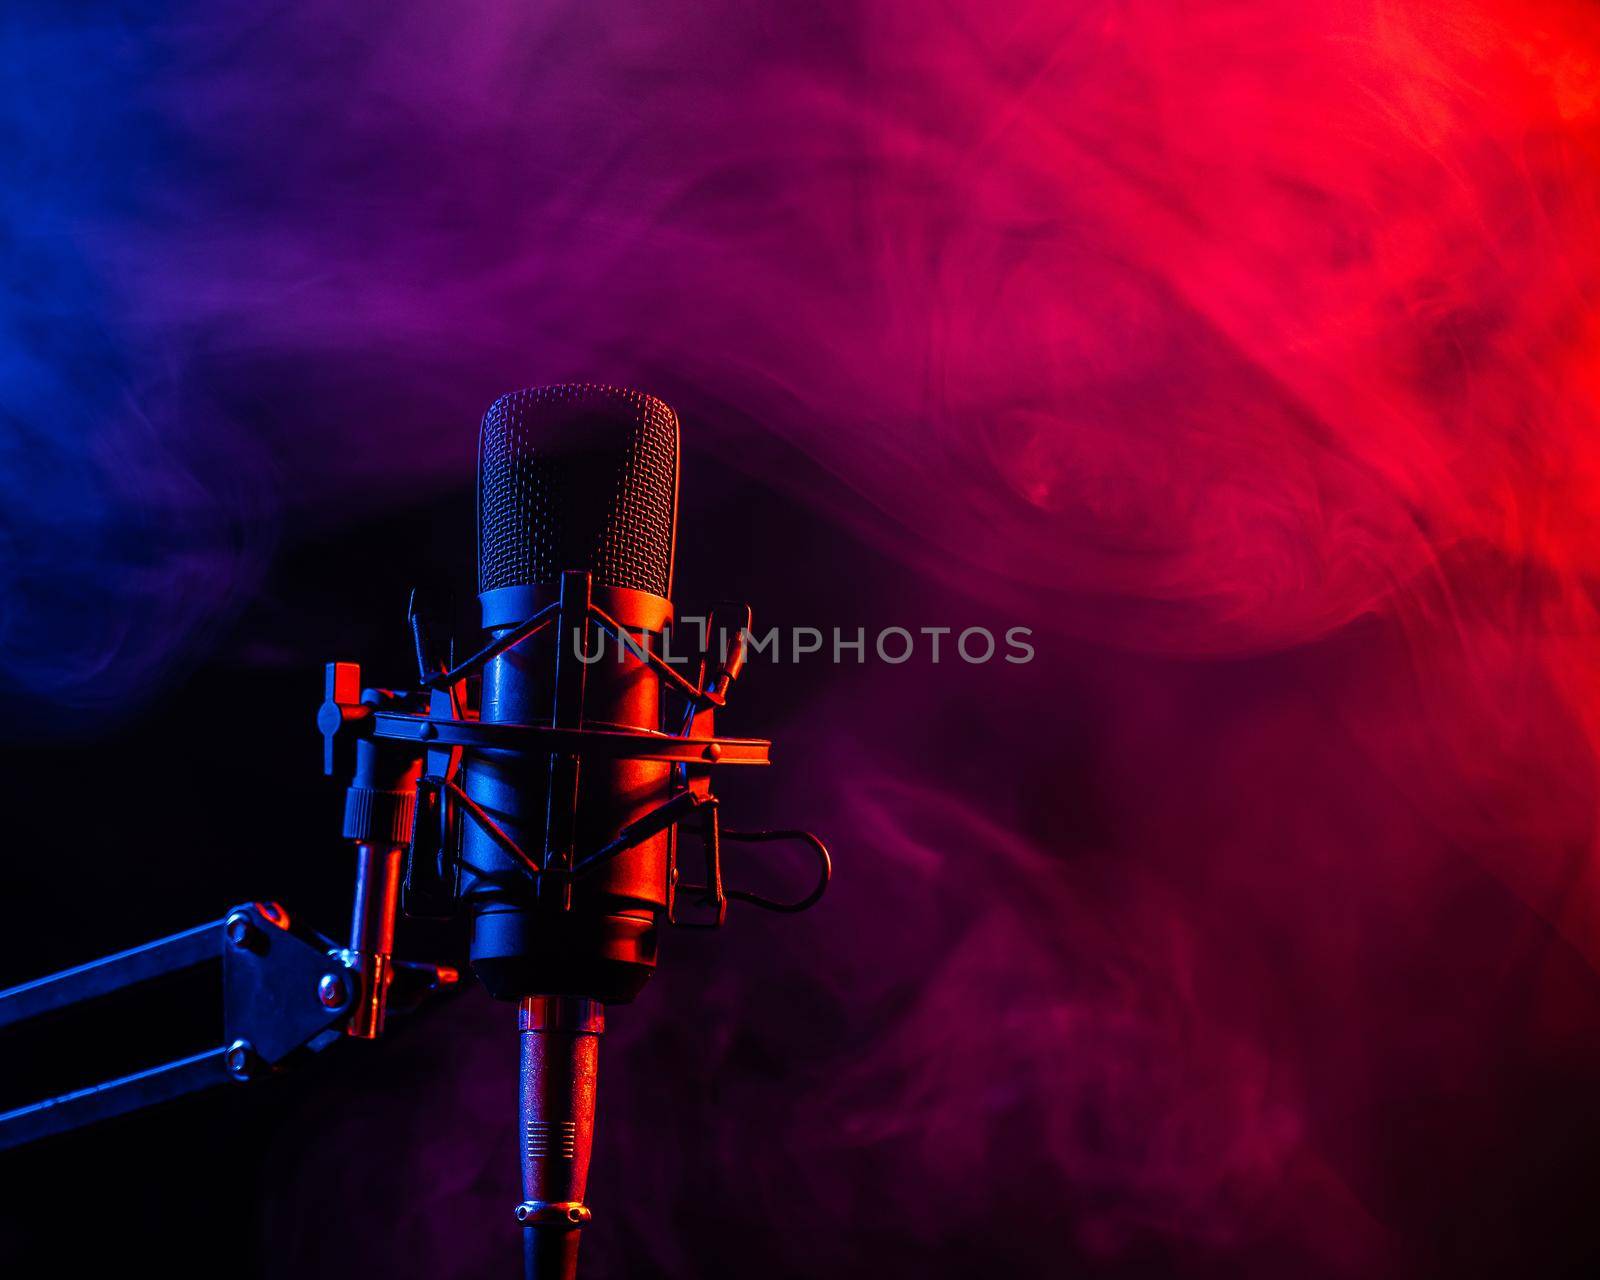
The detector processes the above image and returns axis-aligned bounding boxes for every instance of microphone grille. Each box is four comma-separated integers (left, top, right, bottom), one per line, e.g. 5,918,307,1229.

477,385,679,598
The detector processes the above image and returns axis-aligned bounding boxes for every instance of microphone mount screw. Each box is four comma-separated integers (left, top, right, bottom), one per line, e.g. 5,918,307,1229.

224,1039,257,1081
317,972,350,1010
224,911,259,951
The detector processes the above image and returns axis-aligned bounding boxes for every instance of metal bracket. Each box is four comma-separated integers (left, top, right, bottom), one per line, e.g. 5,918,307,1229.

219,902,357,1069
0,901,454,1151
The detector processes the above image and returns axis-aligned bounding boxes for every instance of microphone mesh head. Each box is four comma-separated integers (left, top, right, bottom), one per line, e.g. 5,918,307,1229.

477,385,679,598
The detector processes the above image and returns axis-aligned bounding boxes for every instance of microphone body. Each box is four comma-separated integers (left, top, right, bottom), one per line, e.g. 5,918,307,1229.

457,385,681,1277
462,577,673,1004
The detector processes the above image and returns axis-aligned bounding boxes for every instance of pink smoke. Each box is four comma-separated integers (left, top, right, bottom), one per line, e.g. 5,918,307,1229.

9,0,1600,1273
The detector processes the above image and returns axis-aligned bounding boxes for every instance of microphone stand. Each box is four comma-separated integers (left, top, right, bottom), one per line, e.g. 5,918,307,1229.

0,578,829,1280
0,664,460,1151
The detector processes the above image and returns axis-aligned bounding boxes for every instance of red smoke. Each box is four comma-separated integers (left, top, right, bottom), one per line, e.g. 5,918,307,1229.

9,0,1600,1274
189,0,1600,1271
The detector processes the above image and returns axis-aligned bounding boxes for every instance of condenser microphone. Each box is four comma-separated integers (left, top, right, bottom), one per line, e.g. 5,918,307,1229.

462,385,682,1279
0,381,825,1278
362,382,830,1279
465,384,680,1003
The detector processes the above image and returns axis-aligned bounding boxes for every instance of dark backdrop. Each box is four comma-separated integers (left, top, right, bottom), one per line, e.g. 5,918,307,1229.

9,3,1600,1278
